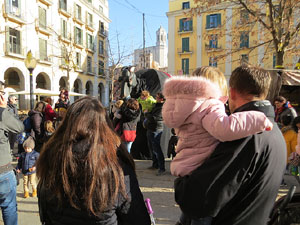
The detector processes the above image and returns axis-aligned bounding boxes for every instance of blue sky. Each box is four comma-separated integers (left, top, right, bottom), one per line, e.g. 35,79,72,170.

108,0,168,65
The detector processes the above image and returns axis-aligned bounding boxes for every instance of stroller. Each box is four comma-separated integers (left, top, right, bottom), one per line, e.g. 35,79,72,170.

268,173,300,225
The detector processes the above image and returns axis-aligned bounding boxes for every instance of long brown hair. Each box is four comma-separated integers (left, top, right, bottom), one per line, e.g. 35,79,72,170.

37,97,127,216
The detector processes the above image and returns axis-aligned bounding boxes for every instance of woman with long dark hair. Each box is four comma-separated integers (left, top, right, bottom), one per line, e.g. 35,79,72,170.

36,97,150,225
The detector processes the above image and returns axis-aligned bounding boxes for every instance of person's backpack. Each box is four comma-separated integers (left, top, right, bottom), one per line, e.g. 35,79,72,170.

23,117,32,133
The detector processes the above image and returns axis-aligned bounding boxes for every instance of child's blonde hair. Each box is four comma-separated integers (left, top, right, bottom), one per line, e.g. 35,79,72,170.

140,90,150,98
114,100,124,109
192,66,228,96
44,120,55,133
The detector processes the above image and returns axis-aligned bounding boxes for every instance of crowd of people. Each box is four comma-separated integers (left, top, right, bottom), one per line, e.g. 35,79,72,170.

0,65,299,225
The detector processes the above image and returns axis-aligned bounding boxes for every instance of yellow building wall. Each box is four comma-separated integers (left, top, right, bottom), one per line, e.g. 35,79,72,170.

174,15,198,74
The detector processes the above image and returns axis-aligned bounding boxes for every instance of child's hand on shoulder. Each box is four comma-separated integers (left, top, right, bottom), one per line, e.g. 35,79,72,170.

265,118,273,131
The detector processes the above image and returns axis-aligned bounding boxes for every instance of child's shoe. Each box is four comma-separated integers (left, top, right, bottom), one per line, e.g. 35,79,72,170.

24,191,29,198
32,189,37,197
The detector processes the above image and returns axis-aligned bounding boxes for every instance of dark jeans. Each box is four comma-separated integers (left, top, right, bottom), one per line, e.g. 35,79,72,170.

180,213,212,225
147,130,165,171
0,171,18,225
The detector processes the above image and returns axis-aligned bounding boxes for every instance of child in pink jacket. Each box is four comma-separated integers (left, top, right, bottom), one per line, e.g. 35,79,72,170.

163,67,273,225
163,67,272,177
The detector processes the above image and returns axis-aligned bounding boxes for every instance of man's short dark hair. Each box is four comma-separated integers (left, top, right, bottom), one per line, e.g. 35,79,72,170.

229,65,271,99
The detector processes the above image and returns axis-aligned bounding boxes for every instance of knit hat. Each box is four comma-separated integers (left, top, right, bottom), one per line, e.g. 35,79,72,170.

23,136,35,149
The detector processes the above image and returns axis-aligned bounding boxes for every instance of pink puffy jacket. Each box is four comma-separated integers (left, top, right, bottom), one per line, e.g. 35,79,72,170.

162,76,272,177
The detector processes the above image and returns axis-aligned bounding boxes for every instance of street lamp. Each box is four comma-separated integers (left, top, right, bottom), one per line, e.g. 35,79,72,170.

24,50,37,110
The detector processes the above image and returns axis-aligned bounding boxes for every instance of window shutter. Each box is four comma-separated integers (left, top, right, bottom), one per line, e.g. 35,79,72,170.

179,19,183,31
86,33,88,48
189,20,193,31
217,14,221,27
246,33,249,47
60,19,63,36
81,29,83,45
206,15,210,28
74,26,76,43
18,28,22,54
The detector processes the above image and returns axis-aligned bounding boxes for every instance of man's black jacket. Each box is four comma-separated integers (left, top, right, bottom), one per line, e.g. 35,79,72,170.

174,100,286,225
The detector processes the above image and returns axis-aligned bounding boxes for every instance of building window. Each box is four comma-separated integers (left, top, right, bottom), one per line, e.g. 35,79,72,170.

182,37,189,52
99,5,103,13
75,27,82,45
209,57,217,67
241,54,249,64
86,33,93,50
182,58,189,74
99,21,105,34
75,4,81,21
209,34,218,48
61,19,67,38
273,5,280,18
206,14,221,29
61,47,67,65
99,40,104,54
87,56,92,73
59,0,67,11
240,10,249,22
8,28,21,54
39,38,47,61
6,0,21,17
39,7,47,29
76,52,81,68
240,32,249,48
87,0,92,3
98,60,104,75
87,13,93,27
179,18,192,32
182,2,190,9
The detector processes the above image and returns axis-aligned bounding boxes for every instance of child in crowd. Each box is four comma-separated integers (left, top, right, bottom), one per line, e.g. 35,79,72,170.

162,66,273,225
138,90,156,113
44,120,55,143
111,100,124,128
16,137,40,198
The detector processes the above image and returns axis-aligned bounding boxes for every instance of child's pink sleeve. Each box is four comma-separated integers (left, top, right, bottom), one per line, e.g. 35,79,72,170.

202,99,272,142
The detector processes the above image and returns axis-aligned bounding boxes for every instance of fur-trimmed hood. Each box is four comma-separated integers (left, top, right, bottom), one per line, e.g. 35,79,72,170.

163,76,222,100
162,76,223,128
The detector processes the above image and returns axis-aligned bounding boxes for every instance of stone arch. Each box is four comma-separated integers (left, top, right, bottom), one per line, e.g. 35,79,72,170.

85,80,93,96
36,72,51,90
4,67,26,109
4,67,25,91
59,77,67,90
73,78,83,101
98,82,105,103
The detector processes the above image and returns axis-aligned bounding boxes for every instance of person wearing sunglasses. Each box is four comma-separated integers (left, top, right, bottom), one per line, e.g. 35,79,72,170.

0,82,24,225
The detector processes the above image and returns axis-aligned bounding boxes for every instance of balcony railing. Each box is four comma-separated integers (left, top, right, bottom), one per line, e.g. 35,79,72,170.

2,3,25,25
58,5,72,18
176,69,194,76
177,47,193,54
86,66,96,75
178,27,193,33
35,19,51,36
205,44,222,52
98,29,108,37
36,51,52,64
4,42,25,58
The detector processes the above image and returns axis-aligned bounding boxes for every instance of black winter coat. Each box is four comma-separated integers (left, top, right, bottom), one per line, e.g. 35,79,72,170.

144,102,164,132
38,148,150,225
28,110,45,152
119,106,141,142
174,101,287,225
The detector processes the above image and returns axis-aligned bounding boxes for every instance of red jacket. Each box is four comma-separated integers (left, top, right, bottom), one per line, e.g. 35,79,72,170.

45,104,56,122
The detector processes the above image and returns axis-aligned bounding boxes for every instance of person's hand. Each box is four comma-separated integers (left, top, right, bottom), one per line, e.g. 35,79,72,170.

16,169,20,173
265,119,273,131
